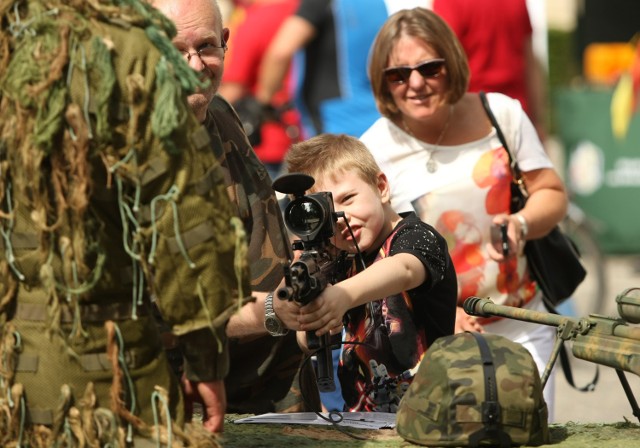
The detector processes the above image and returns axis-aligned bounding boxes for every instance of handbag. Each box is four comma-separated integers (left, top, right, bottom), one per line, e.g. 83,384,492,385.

479,92,587,307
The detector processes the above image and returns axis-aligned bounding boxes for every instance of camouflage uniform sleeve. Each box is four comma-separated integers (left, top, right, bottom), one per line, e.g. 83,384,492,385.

143,83,252,382
89,23,251,382
206,95,293,292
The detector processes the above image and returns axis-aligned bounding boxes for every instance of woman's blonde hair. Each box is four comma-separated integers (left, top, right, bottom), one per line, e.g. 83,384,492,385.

285,134,381,190
368,7,469,120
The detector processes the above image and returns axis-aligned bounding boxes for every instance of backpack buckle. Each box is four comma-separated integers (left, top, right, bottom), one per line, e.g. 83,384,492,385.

482,400,501,425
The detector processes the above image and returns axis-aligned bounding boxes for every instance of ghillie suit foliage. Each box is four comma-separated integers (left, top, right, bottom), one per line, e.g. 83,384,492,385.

0,0,250,446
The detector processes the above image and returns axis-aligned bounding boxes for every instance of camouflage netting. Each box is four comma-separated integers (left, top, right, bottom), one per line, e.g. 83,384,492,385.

0,0,250,446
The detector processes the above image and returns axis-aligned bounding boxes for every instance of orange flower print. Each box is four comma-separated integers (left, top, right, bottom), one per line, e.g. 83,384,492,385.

436,210,484,298
473,148,511,215
497,256,520,294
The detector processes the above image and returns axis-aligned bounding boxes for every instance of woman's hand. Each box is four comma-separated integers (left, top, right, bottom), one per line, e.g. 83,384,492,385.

485,213,525,262
454,306,484,333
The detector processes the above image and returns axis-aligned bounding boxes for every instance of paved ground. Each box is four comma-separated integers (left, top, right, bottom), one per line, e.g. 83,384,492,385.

553,255,640,423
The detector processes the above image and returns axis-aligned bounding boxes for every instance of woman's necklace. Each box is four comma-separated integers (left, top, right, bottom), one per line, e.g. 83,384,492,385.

403,104,454,173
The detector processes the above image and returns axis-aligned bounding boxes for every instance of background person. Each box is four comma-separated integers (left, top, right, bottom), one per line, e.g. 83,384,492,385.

432,0,548,141
360,7,568,419
285,134,457,412
255,0,390,138
219,0,301,180
153,0,321,428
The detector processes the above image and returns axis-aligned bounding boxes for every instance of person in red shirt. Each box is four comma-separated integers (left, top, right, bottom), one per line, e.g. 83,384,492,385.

433,0,547,140
220,0,301,180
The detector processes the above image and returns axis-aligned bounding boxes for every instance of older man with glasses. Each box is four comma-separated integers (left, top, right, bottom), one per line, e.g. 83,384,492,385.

153,0,320,434
154,0,228,122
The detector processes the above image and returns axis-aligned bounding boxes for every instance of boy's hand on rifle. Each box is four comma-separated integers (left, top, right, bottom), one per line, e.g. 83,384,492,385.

297,283,349,336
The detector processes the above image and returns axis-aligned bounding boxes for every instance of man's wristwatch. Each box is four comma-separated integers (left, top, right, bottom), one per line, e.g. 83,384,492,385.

264,292,289,336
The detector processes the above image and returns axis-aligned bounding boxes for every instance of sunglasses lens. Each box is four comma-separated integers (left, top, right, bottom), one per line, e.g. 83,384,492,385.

384,59,445,84
384,68,409,84
417,60,445,78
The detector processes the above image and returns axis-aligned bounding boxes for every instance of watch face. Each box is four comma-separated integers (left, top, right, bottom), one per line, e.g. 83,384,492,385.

265,317,282,334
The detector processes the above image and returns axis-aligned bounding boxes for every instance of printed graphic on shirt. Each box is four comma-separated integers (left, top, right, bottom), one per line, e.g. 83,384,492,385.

412,147,536,313
340,289,427,413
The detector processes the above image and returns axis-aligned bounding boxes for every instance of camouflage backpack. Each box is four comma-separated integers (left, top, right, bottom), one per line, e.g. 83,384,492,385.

396,332,549,447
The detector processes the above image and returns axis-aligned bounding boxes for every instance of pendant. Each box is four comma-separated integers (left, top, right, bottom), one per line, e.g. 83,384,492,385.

426,154,438,173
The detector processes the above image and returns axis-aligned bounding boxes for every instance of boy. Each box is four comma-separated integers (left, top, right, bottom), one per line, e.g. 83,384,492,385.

285,134,457,412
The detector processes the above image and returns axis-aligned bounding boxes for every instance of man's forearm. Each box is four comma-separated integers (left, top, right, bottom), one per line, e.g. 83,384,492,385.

226,291,269,338
226,286,301,338
180,327,229,381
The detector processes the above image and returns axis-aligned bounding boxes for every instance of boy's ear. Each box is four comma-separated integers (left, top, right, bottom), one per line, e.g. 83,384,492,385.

377,172,391,203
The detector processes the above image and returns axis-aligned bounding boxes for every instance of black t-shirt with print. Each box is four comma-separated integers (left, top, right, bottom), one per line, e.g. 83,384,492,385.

339,212,457,412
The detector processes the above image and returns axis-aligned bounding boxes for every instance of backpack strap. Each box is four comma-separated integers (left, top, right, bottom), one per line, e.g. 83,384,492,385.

468,332,512,448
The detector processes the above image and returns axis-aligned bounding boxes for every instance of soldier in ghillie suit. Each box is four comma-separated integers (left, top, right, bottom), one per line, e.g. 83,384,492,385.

0,0,250,446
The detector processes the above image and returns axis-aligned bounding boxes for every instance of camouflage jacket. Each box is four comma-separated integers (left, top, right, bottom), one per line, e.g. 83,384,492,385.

203,96,292,292
202,97,320,413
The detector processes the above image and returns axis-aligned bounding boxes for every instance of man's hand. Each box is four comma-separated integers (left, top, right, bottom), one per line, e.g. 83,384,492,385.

226,286,305,338
272,291,303,330
182,378,226,433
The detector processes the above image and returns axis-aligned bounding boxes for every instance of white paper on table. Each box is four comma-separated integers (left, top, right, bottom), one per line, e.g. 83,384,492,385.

232,412,396,430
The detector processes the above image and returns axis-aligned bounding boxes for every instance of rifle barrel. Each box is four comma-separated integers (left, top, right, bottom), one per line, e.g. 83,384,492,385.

463,297,569,327
464,297,640,340
276,286,294,301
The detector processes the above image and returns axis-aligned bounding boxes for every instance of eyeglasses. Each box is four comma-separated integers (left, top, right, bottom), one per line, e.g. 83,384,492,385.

383,58,446,84
180,41,228,63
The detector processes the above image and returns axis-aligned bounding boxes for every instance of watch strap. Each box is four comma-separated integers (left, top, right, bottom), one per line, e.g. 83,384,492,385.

264,292,288,336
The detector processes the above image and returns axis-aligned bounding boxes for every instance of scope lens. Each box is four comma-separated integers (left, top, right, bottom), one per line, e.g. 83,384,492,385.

286,198,325,235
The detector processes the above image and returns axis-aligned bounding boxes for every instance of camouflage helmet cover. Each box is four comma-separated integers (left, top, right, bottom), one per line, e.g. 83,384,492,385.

396,332,549,446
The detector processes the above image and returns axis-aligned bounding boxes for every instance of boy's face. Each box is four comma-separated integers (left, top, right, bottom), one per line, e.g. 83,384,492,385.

315,170,392,253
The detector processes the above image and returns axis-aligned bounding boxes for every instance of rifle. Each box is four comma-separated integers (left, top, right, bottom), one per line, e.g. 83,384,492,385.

278,248,349,392
463,291,640,423
273,173,349,393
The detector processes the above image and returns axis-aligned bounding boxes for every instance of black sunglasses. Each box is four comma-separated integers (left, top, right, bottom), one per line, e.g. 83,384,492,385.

383,58,446,84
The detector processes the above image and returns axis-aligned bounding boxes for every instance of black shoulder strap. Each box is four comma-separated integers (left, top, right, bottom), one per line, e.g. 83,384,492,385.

468,332,512,448
479,91,524,183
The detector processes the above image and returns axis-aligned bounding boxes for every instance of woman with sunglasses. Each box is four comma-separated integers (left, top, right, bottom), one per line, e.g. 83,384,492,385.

360,8,567,419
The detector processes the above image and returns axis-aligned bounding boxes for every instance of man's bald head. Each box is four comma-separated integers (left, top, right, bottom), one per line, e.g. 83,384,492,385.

153,0,224,36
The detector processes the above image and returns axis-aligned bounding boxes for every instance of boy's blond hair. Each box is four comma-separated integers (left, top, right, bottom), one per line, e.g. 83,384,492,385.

285,134,381,190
